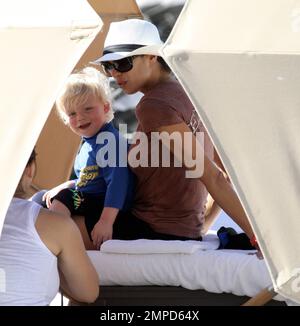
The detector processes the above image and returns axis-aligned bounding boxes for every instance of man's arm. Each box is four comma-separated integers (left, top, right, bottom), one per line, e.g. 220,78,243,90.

202,150,225,234
157,122,255,239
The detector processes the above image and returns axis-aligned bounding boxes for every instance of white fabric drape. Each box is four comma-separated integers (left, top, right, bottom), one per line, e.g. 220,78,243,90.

0,0,102,233
162,0,300,303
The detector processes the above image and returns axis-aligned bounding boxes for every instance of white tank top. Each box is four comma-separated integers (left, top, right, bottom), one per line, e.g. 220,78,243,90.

0,198,59,305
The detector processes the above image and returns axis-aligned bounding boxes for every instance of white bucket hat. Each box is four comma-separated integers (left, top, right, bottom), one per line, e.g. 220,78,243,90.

93,19,163,63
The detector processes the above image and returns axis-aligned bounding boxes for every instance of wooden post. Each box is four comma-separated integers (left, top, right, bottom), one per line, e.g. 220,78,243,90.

241,286,276,306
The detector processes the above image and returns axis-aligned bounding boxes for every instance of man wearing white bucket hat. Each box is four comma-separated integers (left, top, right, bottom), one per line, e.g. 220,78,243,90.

93,19,163,63
92,19,258,247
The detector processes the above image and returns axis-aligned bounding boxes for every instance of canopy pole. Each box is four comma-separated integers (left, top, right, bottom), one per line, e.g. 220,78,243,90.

241,286,276,306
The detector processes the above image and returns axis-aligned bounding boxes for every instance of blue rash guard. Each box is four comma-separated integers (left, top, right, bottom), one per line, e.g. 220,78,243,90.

73,122,135,211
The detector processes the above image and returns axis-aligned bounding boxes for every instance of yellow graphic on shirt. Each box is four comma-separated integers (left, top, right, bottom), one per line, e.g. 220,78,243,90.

77,165,99,188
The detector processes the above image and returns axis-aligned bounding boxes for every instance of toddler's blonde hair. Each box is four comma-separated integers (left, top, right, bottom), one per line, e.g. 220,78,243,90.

56,67,113,123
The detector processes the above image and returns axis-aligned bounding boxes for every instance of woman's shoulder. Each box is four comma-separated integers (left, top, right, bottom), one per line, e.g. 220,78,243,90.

35,209,80,255
38,208,77,231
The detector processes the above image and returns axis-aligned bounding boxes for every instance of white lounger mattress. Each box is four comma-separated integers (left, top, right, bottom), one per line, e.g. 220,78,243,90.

87,232,280,299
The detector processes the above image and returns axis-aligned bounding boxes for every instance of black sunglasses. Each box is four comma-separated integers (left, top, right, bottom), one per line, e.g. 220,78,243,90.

101,56,135,76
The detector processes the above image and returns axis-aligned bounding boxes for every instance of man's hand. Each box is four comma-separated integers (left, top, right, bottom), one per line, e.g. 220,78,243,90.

250,235,264,260
256,249,264,260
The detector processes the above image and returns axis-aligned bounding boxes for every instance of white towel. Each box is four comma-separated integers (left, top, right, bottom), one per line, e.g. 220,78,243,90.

100,235,219,254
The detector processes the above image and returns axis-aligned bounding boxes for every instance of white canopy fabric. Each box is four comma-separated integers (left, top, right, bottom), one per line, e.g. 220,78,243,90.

0,0,102,233
162,0,300,303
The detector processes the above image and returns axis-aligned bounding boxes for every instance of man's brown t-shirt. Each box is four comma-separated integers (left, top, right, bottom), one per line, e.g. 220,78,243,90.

129,79,214,238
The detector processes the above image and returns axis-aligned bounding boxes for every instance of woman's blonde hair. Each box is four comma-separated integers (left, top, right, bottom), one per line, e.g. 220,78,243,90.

56,67,113,123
